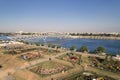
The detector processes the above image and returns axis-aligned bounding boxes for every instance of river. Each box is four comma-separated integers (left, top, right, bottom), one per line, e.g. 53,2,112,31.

0,36,120,54
24,37,120,54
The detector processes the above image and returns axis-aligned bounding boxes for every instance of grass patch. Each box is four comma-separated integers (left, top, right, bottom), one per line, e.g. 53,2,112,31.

28,61,72,77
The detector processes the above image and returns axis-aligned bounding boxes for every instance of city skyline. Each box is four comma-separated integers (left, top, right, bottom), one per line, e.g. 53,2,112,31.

0,0,120,33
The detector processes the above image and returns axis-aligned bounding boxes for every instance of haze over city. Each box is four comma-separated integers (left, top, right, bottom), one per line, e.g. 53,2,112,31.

0,0,120,32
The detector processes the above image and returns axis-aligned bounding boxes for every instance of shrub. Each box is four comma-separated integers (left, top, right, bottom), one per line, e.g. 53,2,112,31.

95,46,105,53
79,46,89,52
70,46,76,51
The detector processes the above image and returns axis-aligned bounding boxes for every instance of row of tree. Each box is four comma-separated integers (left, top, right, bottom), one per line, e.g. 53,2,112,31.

33,42,61,49
70,46,105,53
0,33,14,36
22,41,105,54
69,33,120,37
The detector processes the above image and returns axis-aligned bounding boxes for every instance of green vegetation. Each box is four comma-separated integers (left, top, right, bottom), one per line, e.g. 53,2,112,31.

70,46,76,51
24,41,29,44
56,45,61,49
3,50,18,55
89,56,120,74
48,43,53,47
3,47,39,55
35,42,40,46
69,33,120,37
57,52,82,65
29,61,71,77
79,46,89,53
40,43,44,46
51,44,55,48
95,46,105,53
0,32,14,36
63,71,116,80
21,33,35,35
47,44,61,49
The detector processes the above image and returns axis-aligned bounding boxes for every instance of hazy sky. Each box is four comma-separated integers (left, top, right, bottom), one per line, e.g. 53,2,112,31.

0,0,120,32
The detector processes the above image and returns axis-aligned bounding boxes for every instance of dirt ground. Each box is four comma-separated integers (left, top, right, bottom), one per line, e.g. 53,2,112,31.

12,69,41,80
0,47,120,80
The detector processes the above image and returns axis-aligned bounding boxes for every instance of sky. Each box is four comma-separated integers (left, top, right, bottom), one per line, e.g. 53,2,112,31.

0,0,120,33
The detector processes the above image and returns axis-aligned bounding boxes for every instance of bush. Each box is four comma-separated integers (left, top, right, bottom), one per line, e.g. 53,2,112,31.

79,46,89,52
56,45,61,49
40,43,44,46
70,46,76,51
51,44,56,48
95,46,105,53
35,42,40,46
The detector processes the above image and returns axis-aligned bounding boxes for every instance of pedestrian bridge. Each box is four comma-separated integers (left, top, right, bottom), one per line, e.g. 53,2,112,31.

9,34,71,41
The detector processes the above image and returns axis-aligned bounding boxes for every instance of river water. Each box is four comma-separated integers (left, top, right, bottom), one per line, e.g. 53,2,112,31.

24,37,120,54
0,36,120,54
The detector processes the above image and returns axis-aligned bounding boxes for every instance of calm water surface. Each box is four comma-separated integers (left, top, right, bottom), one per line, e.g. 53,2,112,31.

0,36,120,54
25,37,120,54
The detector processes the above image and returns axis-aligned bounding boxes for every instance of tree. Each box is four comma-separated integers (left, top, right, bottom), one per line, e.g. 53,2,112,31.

48,44,56,48
69,33,76,36
9,50,17,55
79,46,89,53
24,42,29,44
40,43,44,46
48,44,52,47
78,55,82,65
95,46,105,53
70,46,76,51
51,44,55,48
56,45,61,49
77,77,84,80
35,42,40,46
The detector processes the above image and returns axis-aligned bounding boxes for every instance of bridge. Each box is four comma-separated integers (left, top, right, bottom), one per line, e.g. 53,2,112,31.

9,34,71,41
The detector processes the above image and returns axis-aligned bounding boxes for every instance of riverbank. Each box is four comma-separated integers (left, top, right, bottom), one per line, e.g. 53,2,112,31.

70,35,120,40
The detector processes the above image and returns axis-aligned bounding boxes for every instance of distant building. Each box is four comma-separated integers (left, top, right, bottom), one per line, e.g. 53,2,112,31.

19,31,23,35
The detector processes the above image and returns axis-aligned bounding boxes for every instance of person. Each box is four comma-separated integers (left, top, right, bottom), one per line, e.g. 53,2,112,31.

8,72,11,76
49,58,51,61
0,65,2,68
38,52,41,58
